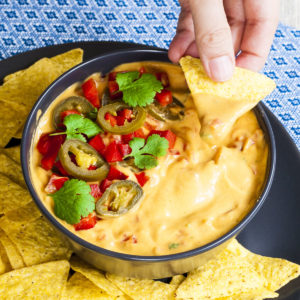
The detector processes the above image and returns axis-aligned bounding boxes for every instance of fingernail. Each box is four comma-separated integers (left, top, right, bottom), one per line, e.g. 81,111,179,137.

208,56,234,82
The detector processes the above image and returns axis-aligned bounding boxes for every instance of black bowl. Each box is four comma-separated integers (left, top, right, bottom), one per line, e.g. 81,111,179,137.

21,49,276,279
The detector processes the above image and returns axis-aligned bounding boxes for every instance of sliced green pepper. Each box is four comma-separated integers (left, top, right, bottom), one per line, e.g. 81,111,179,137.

96,180,143,217
59,139,109,181
53,96,95,128
97,102,146,134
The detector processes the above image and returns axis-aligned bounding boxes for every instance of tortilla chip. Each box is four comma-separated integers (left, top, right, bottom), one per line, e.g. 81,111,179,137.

170,274,185,286
227,239,300,292
70,256,124,297
176,248,264,299
0,174,32,215
215,288,278,300
1,216,71,267
2,145,21,164
0,152,26,188
0,260,69,299
13,125,23,139
0,241,11,273
106,273,177,300
0,100,27,147
61,272,115,300
0,228,25,269
179,56,276,145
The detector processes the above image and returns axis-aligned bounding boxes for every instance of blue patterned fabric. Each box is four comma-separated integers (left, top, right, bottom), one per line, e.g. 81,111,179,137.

0,0,299,148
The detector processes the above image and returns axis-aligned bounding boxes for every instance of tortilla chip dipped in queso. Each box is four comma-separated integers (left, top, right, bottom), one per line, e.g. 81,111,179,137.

31,57,275,256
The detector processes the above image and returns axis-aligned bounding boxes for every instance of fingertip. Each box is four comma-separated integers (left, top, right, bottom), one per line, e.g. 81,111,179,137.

235,52,266,71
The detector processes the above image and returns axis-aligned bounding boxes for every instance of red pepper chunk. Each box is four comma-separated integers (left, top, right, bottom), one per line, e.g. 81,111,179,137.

155,72,169,88
45,174,68,194
155,89,173,107
135,172,149,187
88,134,106,156
90,184,102,199
107,166,128,180
108,72,118,81
105,112,117,127
118,143,131,157
82,78,100,108
60,110,80,122
104,141,122,163
149,130,176,149
100,178,112,193
53,160,69,176
37,133,52,155
117,108,132,119
116,116,125,126
74,213,97,231
108,81,122,100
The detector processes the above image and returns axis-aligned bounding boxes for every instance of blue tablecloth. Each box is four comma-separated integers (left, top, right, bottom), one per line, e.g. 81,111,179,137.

0,0,299,148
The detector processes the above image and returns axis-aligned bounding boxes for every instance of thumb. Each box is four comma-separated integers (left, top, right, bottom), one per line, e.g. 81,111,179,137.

189,0,235,82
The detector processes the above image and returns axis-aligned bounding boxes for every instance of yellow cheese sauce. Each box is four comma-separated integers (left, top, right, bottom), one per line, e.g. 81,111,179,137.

30,62,268,256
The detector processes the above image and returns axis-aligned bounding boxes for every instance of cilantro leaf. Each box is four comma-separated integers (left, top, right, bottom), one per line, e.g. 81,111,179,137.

50,179,95,225
125,134,169,170
169,243,179,250
60,114,102,142
116,72,163,107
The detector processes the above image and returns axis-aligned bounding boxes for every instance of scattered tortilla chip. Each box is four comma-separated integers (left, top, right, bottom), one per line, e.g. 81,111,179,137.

176,247,264,299
0,241,11,273
0,174,32,215
1,216,71,266
0,260,69,299
170,274,185,286
70,256,124,297
106,273,177,300
0,228,25,269
215,288,278,300
227,239,300,292
179,56,276,145
0,100,27,147
2,145,21,164
0,152,26,187
61,272,115,300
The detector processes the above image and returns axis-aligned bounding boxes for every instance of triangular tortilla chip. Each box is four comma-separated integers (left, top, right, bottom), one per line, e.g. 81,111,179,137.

2,145,21,164
70,256,124,297
0,260,69,299
179,56,275,145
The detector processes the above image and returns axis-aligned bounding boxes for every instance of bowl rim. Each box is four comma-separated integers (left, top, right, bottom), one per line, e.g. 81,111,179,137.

21,48,276,262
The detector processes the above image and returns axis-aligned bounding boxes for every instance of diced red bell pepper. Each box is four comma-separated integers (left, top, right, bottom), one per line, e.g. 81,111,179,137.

82,78,100,108
121,132,134,144
108,72,118,81
135,172,149,187
108,81,122,100
88,165,97,170
100,178,112,193
155,89,173,107
107,166,128,180
90,184,102,199
149,130,176,149
37,133,52,155
116,116,125,126
105,112,117,127
139,66,146,75
39,134,66,171
118,143,131,157
53,160,69,176
103,141,122,163
45,174,68,194
134,128,146,139
117,108,132,119
60,110,80,122
74,213,97,231
88,134,106,156
155,72,169,87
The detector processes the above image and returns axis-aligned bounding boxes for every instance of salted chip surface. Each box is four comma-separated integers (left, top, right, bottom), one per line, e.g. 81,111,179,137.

0,174,32,215
179,56,275,102
0,228,24,269
0,100,27,147
61,272,115,300
176,248,264,299
70,256,124,297
214,288,278,300
106,273,177,300
0,260,69,299
1,216,72,266
2,145,21,164
0,152,26,187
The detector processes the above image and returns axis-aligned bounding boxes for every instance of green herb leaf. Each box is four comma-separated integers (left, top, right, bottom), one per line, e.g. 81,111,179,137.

125,134,169,170
50,179,95,225
62,114,102,141
169,243,179,250
116,72,163,107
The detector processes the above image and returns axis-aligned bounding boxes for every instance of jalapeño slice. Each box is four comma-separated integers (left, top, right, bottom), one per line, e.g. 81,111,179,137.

53,96,95,128
97,102,146,134
59,139,109,181
96,180,143,217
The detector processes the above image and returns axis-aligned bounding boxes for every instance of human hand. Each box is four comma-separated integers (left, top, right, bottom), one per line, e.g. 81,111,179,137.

168,0,279,82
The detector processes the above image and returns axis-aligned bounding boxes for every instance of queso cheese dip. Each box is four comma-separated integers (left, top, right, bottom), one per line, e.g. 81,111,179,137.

31,61,268,256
